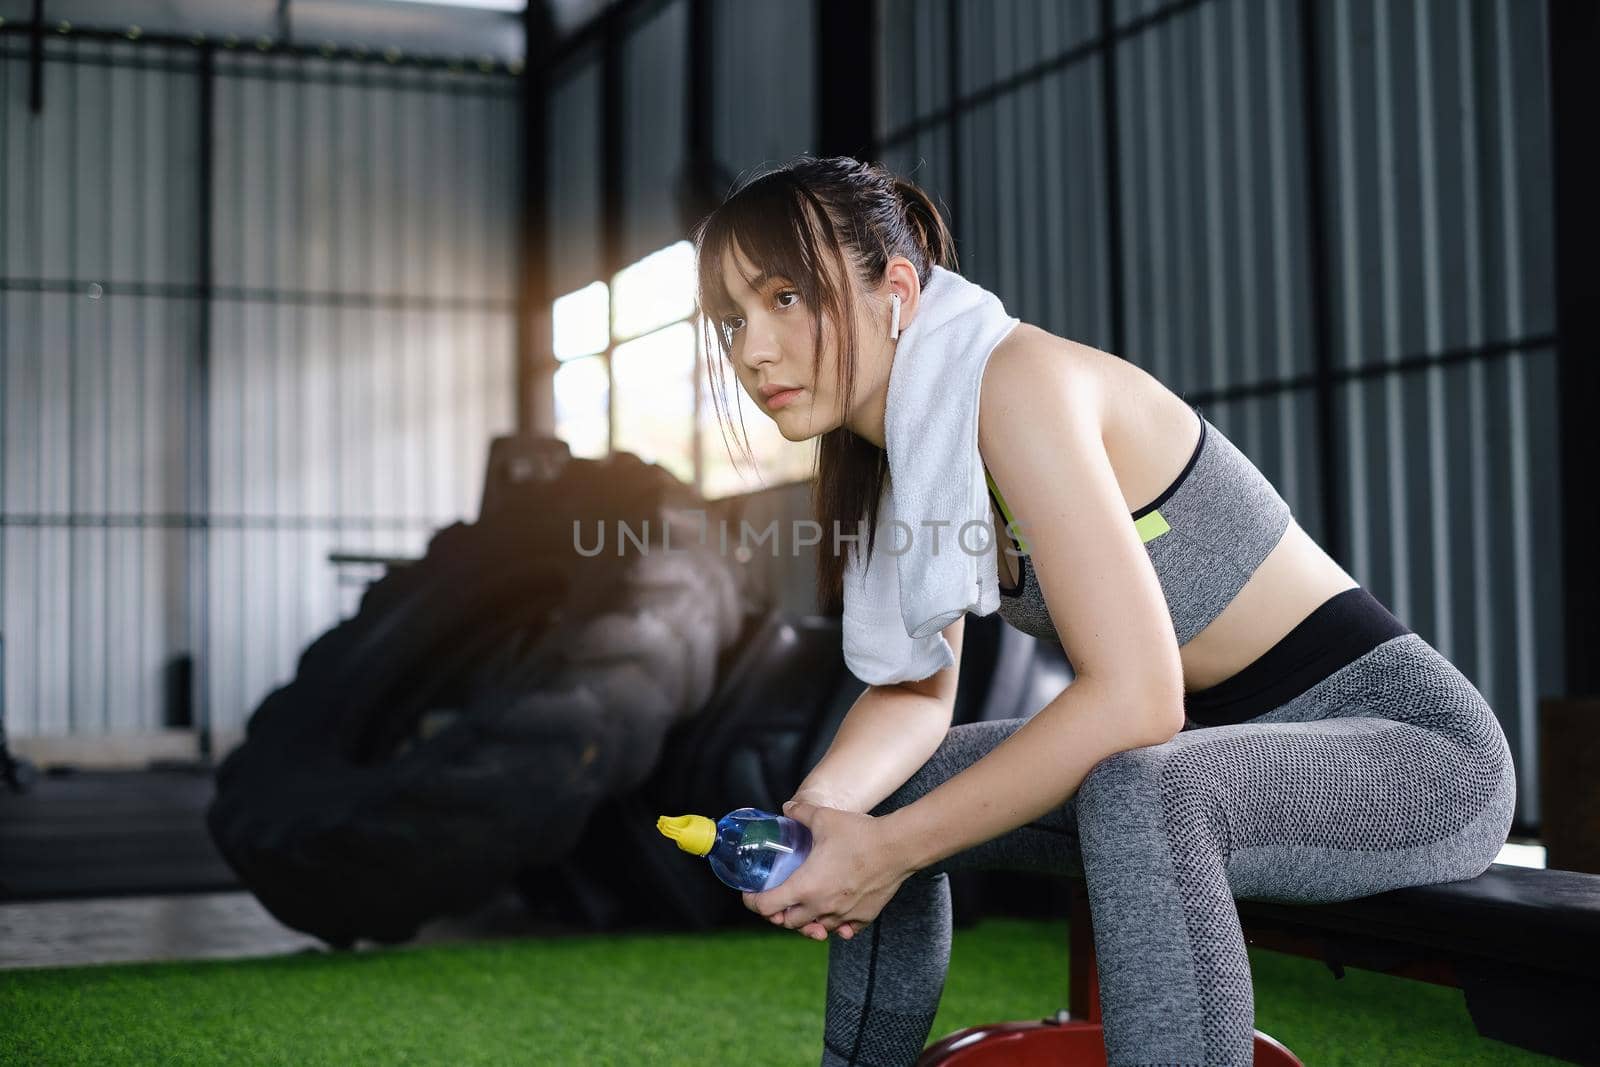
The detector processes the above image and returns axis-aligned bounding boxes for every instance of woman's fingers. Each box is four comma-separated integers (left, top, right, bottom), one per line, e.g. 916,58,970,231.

764,906,856,942
796,920,856,941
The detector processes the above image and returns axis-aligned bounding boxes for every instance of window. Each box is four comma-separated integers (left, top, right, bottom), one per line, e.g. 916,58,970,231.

552,280,611,459
614,321,696,485
550,239,814,497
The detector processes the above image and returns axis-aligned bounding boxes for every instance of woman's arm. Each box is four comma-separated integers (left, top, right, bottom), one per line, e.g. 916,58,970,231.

880,674,1179,875
791,616,966,814
877,328,1188,874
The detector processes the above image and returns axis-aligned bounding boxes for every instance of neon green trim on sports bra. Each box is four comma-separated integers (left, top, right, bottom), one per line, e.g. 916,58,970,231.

983,468,1032,556
985,469,1172,555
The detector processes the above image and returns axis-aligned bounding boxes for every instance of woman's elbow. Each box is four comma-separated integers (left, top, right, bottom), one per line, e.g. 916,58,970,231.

1106,676,1186,746
1147,685,1188,743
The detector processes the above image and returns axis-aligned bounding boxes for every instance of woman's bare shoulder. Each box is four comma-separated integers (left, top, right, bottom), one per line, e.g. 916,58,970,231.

991,323,1120,382
982,325,1113,426
978,324,1111,475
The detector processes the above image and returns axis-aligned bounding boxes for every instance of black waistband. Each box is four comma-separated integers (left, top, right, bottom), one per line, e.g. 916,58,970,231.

1182,586,1411,728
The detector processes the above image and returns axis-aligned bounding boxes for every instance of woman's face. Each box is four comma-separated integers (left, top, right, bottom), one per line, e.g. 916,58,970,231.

714,242,852,442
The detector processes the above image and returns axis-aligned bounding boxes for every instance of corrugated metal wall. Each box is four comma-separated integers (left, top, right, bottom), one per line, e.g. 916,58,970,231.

0,35,520,746
710,0,815,194
878,0,1559,826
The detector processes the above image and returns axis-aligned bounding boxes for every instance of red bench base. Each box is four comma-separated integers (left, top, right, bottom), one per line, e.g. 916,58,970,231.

915,1015,1304,1066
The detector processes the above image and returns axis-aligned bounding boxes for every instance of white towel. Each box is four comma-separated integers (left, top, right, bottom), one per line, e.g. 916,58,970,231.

841,265,1021,685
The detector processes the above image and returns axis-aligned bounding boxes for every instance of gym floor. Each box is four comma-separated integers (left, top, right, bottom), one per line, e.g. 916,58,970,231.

0,885,594,972
0,766,594,971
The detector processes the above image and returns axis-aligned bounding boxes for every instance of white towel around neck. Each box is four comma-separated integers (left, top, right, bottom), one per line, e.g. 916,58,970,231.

841,264,1021,685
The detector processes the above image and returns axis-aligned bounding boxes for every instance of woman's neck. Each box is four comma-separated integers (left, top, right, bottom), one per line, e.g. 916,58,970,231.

843,341,897,449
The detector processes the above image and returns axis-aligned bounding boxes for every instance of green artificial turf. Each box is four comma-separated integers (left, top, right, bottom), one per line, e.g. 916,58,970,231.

0,916,1562,1066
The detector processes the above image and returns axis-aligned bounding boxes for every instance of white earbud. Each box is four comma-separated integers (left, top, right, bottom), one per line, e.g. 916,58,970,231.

890,292,902,340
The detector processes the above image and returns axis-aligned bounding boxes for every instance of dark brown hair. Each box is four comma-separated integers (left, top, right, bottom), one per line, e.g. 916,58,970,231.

690,155,957,614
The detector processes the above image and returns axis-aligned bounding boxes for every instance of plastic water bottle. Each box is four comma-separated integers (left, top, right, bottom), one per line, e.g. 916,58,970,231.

656,806,813,892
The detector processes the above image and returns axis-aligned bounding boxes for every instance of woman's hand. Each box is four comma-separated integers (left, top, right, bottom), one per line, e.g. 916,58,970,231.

741,799,913,944
770,792,862,940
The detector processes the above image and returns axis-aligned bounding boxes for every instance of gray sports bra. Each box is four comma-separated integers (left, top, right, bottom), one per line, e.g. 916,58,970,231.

984,404,1292,647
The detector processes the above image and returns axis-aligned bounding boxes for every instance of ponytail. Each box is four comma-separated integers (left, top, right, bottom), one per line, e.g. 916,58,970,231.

892,176,958,274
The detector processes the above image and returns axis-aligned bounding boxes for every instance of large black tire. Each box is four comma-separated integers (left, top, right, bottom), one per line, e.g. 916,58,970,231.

206,442,745,948
518,610,1081,935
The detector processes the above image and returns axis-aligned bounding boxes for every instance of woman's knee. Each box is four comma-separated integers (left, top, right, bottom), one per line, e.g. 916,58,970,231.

1075,742,1234,860
1075,744,1168,821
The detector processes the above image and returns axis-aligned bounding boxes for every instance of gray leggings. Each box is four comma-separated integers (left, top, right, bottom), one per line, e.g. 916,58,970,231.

820,632,1518,1067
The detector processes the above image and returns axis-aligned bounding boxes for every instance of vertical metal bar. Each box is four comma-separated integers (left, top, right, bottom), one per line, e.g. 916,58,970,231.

134,44,148,728
291,51,306,654
815,0,874,160
1156,18,1178,390
1297,0,1345,566
100,37,111,733
1,34,9,715
422,73,436,523
1010,8,1028,314
450,66,468,514
1373,0,1411,626
685,0,709,488
27,0,42,114
1492,0,1538,826
231,50,244,739
1412,0,1453,659
1331,0,1370,589
473,77,491,513
192,44,214,761
1097,0,1125,359
329,62,343,609
601,5,620,456
1548,0,1600,699
1262,0,1298,504
363,58,378,542
1462,0,1494,729
517,3,555,438
30,29,43,736
265,54,281,692
946,0,960,262
66,35,76,734
392,71,408,539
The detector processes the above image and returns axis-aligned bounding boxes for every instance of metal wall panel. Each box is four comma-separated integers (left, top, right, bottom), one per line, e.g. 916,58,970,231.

2,42,205,740
881,0,952,134
948,57,1111,343
711,0,814,187
1116,0,1316,409
878,0,1559,827
1318,0,1555,369
1,37,520,747
619,0,686,267
547,51,601,299
955,0,1100,97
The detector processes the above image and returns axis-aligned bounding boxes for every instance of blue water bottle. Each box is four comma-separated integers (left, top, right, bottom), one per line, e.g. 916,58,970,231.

656,806,813,892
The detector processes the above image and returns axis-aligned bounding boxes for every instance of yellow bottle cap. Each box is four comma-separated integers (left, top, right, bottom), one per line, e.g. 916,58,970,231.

656,814,716,856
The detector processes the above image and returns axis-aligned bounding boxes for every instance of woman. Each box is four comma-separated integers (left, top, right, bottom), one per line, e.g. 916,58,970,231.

690,155,1516,1067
